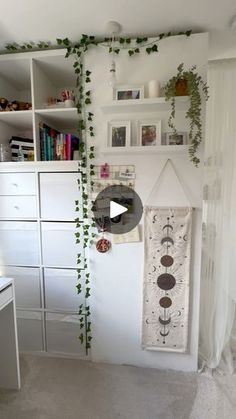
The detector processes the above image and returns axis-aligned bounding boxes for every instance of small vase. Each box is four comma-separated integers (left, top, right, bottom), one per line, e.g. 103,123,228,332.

148,80,160,98
64,99,75,108
175,79,188,96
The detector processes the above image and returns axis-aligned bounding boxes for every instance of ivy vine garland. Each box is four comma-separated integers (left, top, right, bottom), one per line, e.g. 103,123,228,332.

1,29,200,355
164,63,209,166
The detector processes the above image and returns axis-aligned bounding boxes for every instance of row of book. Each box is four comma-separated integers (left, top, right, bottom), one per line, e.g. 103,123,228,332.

39,123,80,161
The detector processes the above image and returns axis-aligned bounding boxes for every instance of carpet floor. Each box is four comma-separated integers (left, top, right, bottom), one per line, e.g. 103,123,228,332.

0,355,236,419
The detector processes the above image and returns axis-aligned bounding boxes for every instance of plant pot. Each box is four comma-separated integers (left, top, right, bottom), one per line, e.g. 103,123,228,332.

175,79,188,96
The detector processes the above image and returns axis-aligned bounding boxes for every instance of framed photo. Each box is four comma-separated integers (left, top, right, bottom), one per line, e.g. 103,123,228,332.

108,121,131,148
164,132,188,146
138,120,161,147
113,85,144,101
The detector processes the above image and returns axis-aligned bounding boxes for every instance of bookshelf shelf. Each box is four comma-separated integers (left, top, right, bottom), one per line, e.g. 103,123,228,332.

35,108,78,128
0,110,33,129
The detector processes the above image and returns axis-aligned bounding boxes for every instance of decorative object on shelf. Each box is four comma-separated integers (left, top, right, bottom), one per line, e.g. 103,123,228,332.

108,121,131,147
18,145,24,162
164,63,209,166
61,89,75,107
45,97,64,108
0,97,32,111
0,143,11,162
142,159,193,352
164,132,188,146
148,80,160,98
138,120,161,147
100,163,110,178
9,136,34,162
113,85,144,100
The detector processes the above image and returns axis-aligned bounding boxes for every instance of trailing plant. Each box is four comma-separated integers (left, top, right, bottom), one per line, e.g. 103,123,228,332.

164,63,209,166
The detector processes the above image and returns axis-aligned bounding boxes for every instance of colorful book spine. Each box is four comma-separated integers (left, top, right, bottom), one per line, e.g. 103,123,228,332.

38,123,80,161
66,134,71,160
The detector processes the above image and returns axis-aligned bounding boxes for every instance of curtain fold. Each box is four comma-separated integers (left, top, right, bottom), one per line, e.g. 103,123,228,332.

199,60,236,371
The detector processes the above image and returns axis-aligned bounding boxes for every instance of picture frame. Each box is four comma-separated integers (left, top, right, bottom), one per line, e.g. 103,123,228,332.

164,132,188,146
108,121,131,148
113,85,144,101
138,120,161,147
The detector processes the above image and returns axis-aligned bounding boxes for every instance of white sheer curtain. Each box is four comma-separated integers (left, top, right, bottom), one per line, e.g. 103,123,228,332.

199,60,236,372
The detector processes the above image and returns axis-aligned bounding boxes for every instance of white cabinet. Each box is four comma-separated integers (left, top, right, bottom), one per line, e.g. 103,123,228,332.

46,313,85,356
0,196,37,219
39,172,82,220
0,221,39,266
0,173,36,195
41,222,82,268
0,266,41,308
44,268,81,311
17,310,43,352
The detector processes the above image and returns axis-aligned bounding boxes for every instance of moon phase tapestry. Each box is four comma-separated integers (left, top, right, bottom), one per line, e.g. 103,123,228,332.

142,206,192,353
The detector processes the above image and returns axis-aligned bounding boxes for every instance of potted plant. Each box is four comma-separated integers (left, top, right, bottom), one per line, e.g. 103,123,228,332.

164,63,209,166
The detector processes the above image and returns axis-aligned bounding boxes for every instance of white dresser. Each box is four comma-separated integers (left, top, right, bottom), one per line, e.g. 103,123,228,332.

0,277,20,389
0,163,85,359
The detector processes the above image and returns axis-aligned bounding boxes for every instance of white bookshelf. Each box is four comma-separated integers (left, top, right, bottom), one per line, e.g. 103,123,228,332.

0,50,86,360
0,49,78,162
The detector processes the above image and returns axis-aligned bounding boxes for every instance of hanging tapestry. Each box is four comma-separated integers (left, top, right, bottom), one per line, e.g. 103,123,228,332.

142,206,192,353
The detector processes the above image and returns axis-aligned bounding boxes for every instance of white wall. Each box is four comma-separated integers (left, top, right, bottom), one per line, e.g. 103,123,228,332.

85,33,208,371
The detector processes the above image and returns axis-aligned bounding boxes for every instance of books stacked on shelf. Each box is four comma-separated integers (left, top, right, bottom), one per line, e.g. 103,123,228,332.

39,123,80,161
9,136,34,161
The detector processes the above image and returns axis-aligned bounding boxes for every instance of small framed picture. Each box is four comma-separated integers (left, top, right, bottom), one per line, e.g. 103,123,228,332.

113,85,144,101
138,120,161,147
108,121,131,148
164,132,188,146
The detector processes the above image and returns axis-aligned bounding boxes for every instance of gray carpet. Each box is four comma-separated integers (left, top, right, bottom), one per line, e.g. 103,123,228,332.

0,355,235,419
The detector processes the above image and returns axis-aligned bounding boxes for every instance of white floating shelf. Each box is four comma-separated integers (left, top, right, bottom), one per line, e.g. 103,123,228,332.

0,110,33,129
101,96,189,114
100,145,189,155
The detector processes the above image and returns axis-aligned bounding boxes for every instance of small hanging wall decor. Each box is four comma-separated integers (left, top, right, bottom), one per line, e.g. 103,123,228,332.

142,159,193,353
96,238,111,253
142,207,192,352
100,163,110,178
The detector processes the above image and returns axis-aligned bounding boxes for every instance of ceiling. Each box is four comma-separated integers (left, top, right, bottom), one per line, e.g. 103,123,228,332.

0,0,236,57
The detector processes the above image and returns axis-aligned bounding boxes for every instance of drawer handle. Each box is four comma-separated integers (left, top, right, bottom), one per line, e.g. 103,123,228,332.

14,206,19,210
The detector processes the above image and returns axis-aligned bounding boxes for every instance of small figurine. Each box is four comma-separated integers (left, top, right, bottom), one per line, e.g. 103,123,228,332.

0,97,8,111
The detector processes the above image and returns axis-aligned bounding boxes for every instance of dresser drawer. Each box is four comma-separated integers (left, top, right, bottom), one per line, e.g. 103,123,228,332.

0,285,13,309
0,221,39,266
39,172,82,220
41,222,83,268
0,196,37,218
44,268,82,311
0,173,36,195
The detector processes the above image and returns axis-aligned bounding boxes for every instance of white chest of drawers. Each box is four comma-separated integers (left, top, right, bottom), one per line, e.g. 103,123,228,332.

0,164,85,359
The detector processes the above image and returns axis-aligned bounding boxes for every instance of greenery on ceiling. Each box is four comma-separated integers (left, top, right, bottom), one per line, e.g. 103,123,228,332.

0,29,210,354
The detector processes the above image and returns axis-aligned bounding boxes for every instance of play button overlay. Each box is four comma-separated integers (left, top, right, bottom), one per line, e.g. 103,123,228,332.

110,200,128,218
93,185,143,234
